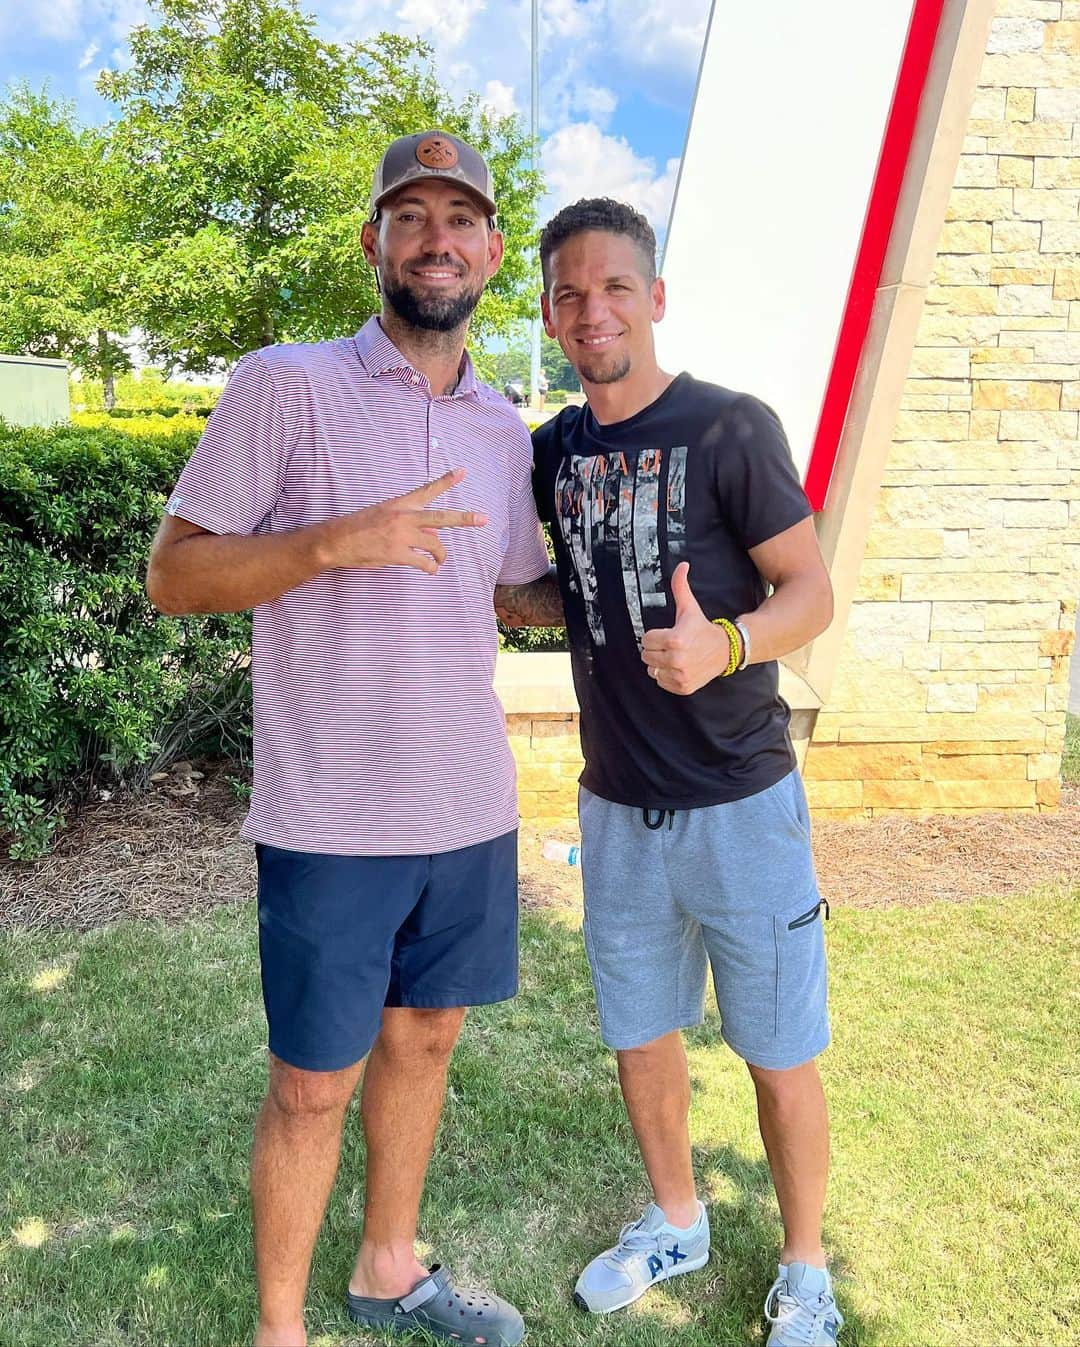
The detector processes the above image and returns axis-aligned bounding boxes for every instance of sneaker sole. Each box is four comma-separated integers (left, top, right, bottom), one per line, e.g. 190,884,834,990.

572,1248,711,1314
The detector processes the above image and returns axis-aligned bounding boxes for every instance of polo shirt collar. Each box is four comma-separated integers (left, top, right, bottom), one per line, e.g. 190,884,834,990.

353,316,478,397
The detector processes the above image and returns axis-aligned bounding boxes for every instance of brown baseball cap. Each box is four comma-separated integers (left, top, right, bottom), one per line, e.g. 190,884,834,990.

369,131,497,221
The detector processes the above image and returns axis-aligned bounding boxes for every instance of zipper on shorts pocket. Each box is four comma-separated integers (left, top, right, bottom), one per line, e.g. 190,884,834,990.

787,898,830,931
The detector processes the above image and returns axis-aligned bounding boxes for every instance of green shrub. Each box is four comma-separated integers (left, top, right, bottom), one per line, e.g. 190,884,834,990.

0,422,251,857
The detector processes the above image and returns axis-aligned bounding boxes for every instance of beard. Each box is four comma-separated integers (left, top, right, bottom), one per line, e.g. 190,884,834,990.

381,265,485,333
578,351,631,385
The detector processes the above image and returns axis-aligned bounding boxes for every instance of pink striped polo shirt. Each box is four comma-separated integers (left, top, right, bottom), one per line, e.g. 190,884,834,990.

167,317,550,855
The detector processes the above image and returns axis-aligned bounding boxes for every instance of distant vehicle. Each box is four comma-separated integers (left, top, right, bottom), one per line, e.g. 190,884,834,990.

504,378,526,406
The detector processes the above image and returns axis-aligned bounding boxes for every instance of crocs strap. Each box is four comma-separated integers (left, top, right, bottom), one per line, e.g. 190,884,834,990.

399,1265,449,1314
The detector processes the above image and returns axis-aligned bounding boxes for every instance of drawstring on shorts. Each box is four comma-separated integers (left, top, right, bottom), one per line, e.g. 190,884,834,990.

642,809,677,830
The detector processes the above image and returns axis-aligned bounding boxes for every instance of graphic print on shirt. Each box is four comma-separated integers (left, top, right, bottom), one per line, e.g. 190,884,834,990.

555,447,687,647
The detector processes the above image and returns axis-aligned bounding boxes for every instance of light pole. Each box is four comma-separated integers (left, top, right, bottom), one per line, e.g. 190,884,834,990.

529,0,543,409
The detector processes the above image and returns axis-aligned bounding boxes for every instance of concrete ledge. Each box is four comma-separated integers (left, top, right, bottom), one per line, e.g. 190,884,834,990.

495,650,822,714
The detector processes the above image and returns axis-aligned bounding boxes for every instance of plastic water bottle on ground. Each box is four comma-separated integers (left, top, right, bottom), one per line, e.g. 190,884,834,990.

542,838,580,865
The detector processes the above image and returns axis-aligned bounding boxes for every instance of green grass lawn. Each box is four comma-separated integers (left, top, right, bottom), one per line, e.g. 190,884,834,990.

1,889,1077,1347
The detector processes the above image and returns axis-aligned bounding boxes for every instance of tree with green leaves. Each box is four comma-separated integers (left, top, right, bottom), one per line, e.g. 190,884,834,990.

0,89,135,406
102,0,541,373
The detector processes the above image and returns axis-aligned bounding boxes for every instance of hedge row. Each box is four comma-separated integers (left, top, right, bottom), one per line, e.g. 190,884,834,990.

0,422,250,857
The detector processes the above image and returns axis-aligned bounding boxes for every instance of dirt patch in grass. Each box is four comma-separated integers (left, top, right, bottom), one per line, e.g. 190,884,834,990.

1,762,1077,931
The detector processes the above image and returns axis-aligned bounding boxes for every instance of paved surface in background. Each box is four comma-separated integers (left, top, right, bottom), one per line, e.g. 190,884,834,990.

1072,605,1080,716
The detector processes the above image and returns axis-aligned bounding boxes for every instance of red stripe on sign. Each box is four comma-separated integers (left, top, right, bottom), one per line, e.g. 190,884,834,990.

803,0,948,511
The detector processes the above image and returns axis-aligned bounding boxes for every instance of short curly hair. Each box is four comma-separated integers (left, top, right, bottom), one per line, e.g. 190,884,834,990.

539,198,657,291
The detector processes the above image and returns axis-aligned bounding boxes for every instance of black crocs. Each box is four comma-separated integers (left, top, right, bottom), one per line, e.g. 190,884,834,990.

346,1263,525,1345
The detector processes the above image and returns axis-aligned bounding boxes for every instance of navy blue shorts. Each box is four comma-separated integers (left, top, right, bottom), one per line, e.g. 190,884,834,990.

255,830,518,1072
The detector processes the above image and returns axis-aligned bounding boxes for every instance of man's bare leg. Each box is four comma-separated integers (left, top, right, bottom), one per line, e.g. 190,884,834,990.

747,1059,829,1267
349,1006,467,1298
615,1030,700,1229
251,1054,365,1347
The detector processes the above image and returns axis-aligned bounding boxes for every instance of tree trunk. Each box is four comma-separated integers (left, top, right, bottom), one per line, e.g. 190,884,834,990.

98,329,116,410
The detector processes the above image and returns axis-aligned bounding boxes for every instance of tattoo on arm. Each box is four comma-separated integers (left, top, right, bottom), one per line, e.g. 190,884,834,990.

494,568,566,628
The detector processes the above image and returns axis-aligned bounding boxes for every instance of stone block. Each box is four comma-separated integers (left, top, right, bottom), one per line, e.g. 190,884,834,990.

971,346,1035,364
918,314,1002,346
931,601,986,632
863,528,944,559
892,410,970,440
984,601,1060,629
1031,332,1080,360
527,737,585,764
1034,158,1080,189
991,266,1058,285
928,284,999,315
1005,86,1035,122
926,683,979,712
998,409,1078,438
944,188,1016,221
905,572,1051,603
854,572,902,601
923,752,1029,779
1000,284,1064,316
1037,778,1062,806
954,154,1001,187
1028,752,1062,779
1040,222,1080,253
530,717,576,737
880,486,1003,529
972,379,1061,408
1053,270,1080,300
938,221,992,253
977,683,1052,712
991,221,1041,255
1044,19,1080,49
908,348,972,378
1014,188,1080,220
971,87,1008,120
864,779,1037,809
517,763,572,792
803,744,923,781
998,156,1036,187
980,54,1078,88
803,779,865,810
1040,629,1075,656
933,255,993,285
1035,87,1080,120
940,641,1038,670
987,17,1047,51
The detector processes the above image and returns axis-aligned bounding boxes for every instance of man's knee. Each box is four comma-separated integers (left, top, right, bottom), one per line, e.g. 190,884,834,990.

376,1006,466,1065
266,1054,362,1123
745,1056,821,1099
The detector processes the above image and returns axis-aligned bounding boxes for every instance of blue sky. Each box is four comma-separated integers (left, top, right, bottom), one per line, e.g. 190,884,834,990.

0,0,712,235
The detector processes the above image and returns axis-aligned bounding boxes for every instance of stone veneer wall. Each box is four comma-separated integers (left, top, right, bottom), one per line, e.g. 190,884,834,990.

507,713,583,833
803,0,1080,817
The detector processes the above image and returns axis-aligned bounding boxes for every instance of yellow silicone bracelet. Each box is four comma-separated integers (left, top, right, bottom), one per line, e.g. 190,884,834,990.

711,617,741,677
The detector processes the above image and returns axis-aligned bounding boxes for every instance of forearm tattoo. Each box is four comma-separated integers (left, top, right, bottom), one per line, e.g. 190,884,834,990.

494,568,566,628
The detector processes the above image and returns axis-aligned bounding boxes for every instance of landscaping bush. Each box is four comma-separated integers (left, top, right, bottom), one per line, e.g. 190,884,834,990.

0,421,250,857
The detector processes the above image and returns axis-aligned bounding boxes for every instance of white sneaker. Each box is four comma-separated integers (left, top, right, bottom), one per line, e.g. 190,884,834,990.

765,1261,844,1345
573,1201,710,1313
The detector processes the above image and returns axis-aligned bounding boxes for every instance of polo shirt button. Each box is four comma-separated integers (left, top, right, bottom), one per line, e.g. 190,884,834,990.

431,438,440,450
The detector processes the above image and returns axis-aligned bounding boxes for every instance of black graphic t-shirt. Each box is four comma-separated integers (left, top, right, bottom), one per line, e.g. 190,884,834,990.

532,373,813,809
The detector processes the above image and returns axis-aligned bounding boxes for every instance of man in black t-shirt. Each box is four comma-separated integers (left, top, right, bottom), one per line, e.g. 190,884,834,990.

531,199,841,1347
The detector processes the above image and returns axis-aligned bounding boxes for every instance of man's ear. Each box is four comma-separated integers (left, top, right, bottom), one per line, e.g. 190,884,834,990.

540,291,555,339
651,275,666,323
486,227,505,279
361,219,379,269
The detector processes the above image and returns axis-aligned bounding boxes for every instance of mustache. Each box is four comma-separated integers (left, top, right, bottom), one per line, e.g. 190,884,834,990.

408,255,466,276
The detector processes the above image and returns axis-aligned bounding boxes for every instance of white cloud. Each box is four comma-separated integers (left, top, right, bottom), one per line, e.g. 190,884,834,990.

541,121,680,233
604,0,708,78
482,79,518,120
78,41,100,69
396,0,486,50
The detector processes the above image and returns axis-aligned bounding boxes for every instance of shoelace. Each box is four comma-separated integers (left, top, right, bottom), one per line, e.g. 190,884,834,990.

603,1219,668,1269
764,1275,843,1345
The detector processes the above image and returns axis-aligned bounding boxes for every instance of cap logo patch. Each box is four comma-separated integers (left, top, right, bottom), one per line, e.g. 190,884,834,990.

416,135,458,169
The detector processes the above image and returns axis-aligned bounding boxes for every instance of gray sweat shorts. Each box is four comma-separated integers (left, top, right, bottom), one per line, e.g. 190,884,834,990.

578,770,830,1069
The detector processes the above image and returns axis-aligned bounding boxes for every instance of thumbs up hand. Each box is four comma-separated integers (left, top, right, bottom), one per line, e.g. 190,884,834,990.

641,562,738,695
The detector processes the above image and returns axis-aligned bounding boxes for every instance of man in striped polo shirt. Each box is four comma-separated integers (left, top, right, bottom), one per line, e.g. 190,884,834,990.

147,132,558,1347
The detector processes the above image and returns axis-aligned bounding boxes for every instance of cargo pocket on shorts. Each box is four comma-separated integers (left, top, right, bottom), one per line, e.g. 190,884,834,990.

772,893,829,1039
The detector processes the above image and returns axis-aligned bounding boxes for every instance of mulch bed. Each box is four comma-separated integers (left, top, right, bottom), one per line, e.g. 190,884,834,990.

1,762,1077,932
